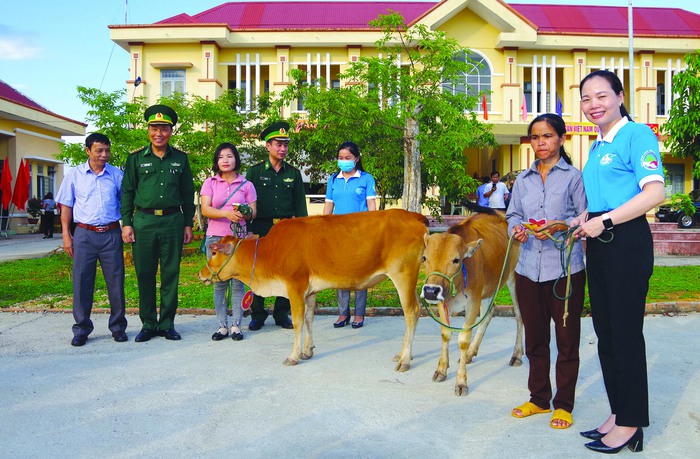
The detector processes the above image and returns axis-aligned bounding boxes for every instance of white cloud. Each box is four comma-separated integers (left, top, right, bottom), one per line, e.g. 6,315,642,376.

0,25,40,60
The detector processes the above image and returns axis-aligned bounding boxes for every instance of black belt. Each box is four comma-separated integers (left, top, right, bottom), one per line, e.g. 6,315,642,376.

138,207,181,216
587,211,610,219
76,221,120,233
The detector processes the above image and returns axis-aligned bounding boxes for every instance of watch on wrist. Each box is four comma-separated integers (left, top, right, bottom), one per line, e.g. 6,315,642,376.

601,213,614,230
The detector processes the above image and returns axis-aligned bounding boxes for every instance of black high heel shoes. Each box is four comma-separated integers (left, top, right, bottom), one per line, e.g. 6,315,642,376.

584,428,643,454
580,428,606,440
333,316,351,328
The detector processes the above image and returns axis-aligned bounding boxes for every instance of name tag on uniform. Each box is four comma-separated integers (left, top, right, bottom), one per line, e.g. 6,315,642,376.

140,163,153,167
260,176,271,182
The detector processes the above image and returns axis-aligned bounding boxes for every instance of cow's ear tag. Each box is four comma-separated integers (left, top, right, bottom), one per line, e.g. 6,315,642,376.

242,291,254,310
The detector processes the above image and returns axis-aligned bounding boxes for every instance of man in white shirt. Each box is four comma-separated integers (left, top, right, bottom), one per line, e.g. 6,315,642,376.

484,170,509,211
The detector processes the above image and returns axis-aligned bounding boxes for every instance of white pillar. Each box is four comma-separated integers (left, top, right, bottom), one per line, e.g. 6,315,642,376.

532,55,538,114
550,55,556,113
255,53,261,99
540,55,547,115
665,59,672,116
307,53,312,85
326,52,331,89
316,53,322,87
235,54,241,111
245,53,251,111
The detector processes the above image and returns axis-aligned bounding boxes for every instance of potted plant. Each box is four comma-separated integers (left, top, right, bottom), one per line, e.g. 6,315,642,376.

26,197,42,224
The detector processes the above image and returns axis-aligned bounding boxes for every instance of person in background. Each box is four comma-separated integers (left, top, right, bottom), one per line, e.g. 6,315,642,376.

507,113,587,430
476,177,490,207
121,104,195,342
246,121,308,331
200,142,257,342
573,70,665,454
484,170,509,211
323,141,377,329
41,192,56,239
56,133,127,346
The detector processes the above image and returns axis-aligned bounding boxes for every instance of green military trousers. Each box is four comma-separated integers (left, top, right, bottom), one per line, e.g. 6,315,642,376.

132,211,185,331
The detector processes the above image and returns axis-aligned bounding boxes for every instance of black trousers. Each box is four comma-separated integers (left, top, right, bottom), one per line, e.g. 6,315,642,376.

248,217,290,323
41,210,54,236
586,216,652,427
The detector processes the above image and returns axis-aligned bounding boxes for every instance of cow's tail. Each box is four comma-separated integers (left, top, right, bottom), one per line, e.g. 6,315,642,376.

464,201,497,216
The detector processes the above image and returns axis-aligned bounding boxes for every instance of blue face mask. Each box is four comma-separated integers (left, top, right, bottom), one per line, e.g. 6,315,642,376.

337,159,356,173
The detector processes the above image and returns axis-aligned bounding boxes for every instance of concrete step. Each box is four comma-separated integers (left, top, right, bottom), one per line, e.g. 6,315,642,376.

653,240,700,256
652,230,700,241
651,221,700,255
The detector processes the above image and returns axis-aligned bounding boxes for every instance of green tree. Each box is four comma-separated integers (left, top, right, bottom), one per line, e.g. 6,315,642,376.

272,12,495,212
663,51,700,179
58,87,262,188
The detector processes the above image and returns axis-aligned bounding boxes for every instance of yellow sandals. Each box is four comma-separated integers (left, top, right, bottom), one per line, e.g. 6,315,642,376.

511,401,552,418
550,408,573,429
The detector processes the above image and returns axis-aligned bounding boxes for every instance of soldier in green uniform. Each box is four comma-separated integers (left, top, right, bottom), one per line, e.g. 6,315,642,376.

121,104,195,342
246,121,308,330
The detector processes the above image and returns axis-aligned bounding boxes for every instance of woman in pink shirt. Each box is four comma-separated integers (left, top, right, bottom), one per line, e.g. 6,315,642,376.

200,143,257,341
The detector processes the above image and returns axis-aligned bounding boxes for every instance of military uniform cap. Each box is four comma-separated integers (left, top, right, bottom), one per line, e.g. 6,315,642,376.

144,104,178,126
260,121,290,142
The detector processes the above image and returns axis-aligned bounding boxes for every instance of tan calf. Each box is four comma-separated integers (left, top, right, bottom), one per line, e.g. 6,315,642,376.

199,209,428,370
422,209,524,396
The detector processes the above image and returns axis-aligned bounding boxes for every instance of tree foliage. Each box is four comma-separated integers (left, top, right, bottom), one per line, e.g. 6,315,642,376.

271,12,495,213
58,87,262,188
663,51,700,179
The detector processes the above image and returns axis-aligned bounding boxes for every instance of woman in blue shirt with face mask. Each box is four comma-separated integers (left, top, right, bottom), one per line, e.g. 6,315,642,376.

323,141,377,329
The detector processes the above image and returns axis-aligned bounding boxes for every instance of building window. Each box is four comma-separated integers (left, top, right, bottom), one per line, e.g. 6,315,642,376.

443,52,492,112
657,82,665,116
161,69,185,97
665,164,684,195
524,81,542,115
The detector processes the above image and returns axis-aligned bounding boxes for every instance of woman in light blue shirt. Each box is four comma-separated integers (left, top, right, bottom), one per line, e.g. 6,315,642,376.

506,113,587,430
323,141,376,329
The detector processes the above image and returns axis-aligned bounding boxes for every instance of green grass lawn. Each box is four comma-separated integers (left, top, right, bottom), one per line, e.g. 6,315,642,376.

2,249,699,314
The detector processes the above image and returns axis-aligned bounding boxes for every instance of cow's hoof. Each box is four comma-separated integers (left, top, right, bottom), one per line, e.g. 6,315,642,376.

283,357,299,366
300,350,314,360
454,384,469,396
464,354,476,364
509,356,523,367
394,361,411,372
432,371,446,383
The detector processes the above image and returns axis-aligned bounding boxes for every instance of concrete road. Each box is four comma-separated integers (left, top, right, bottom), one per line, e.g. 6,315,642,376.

0,313,698,458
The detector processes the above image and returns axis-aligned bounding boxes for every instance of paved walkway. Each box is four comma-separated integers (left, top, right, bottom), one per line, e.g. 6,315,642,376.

0,313,697,458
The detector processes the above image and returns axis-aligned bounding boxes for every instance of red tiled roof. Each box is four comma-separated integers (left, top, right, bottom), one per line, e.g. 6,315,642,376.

510,4,700,37
156,1,437,29
0,79,47,112
154,2,700,38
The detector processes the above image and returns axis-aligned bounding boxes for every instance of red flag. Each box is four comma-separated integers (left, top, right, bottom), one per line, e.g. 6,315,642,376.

481,94,488,120
1,159,12,210
12,159,30,210
521,95,528,122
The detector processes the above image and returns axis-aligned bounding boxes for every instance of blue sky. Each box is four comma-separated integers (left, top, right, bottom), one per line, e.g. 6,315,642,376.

2,0,699,129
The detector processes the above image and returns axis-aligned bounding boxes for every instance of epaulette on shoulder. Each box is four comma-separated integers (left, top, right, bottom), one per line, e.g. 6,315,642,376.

130,146,147,155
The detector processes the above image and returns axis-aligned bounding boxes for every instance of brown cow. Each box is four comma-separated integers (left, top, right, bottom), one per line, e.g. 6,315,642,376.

198,209,428,370
421,208,523,396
